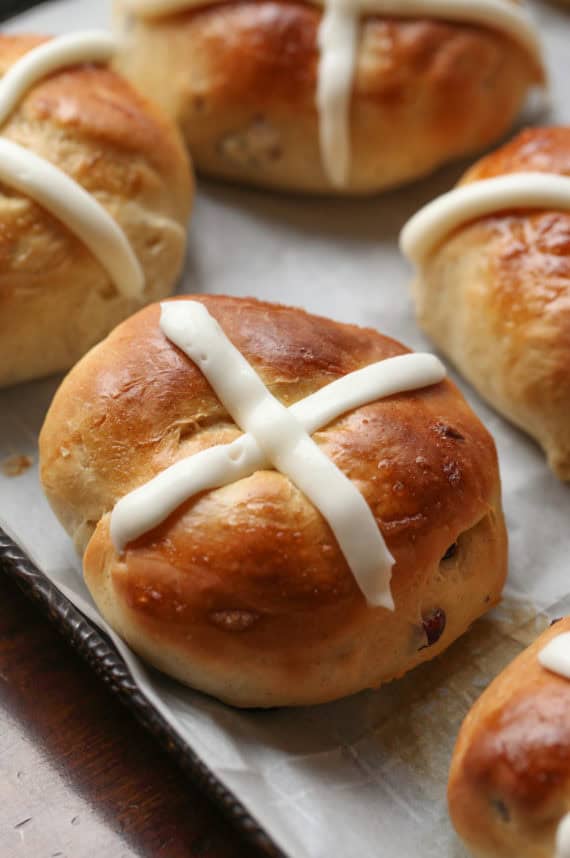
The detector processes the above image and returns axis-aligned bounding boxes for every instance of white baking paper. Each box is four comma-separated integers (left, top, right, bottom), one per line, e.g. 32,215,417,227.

1,2,569,856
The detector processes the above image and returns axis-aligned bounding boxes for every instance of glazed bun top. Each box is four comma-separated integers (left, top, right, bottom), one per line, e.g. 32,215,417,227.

0,32,191,209
0,31,193,387
39,295,508,706
0,32,192,295
114,0,544,193
40,295,499,597
462,126,570,182
400,126,570,265
448,617,570,858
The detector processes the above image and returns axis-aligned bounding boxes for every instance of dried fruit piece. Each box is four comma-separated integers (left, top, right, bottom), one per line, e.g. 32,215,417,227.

490,797,510,823
420,608,447,648
442,542,458,561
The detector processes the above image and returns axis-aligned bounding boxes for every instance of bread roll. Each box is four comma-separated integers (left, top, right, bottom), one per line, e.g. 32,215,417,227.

449,617,570,858
40,295,507,707
113,0,544,194
0,32,193,388
401,127,570,480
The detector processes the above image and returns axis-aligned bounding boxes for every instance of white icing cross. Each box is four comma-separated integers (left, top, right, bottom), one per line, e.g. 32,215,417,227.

124,0,542,187
110,301,447,608
401,173,570,265
0,32,144,297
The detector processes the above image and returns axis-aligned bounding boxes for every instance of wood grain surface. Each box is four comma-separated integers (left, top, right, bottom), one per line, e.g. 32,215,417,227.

0,571,257,858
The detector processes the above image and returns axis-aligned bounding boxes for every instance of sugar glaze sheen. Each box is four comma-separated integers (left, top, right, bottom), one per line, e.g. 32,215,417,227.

0,31,144,297
39,294,508,707
115,0,544,193
111,300,448,608
0,28,193,387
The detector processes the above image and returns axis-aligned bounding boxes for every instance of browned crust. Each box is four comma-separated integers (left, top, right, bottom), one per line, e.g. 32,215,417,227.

448,617,570,858
463,126,570,183
114,2,542,193
0,34,190,199
0,34,193,387
40,296,507,706
412,127,570,480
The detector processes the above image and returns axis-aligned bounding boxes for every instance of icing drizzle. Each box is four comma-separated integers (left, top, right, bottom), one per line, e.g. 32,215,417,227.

557,814,570,858
0,31,115,126
538,630,570,857
400,172,570,264
110,300,447,608
0,31,144,297
0,139,143,298
123,0,542,188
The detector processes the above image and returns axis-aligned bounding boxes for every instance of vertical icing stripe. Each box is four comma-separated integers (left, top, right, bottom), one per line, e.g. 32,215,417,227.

0,139,144,298
317,0,358,188
400,173,570,264
0,31,116,127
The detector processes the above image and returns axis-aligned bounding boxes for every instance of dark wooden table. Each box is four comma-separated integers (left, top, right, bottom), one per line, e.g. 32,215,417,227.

0,571,257,858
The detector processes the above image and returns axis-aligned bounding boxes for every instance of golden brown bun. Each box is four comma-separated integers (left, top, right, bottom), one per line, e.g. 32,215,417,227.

0,34,193,388
39,296,507,707
411,127,570,480
113,3,543,194
448,617,570,858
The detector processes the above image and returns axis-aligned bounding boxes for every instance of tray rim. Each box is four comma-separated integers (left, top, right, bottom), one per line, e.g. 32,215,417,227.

0,0,47,22
0,527,287,858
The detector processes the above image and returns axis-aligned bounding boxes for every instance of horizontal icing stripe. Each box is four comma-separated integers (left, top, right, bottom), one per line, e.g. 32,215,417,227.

123,0,542,63
293,351,445,432
0,31,116,127
110,350,444,550
0,139,144,298
400,172,570,264
110,300,446,608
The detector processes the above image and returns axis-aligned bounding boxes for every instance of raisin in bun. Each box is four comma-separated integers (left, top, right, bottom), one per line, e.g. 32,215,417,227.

449,617,570,858
39,296,507,707
113,0,544,194
401,127,570,480
0,32,193,388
